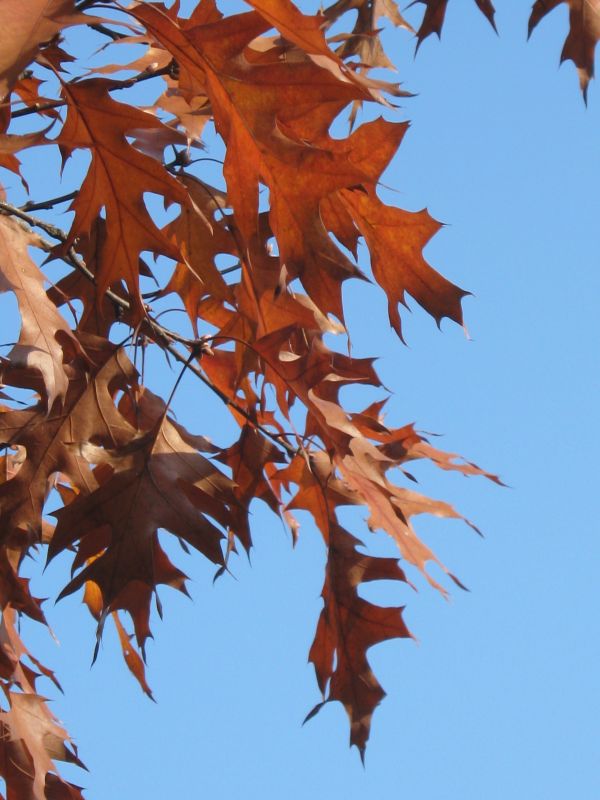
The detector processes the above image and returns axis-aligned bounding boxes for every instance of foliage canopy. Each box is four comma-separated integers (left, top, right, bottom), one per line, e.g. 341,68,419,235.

0,0,593,795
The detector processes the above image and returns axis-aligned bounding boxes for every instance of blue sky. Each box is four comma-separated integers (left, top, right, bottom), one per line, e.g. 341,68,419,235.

6,2,600,798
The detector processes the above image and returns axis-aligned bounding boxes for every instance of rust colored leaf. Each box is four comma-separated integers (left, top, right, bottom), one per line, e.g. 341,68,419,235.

0,0,505,772
307,524,412,759
58,79,189,317
325,0,413,70
47,219,137,338
133,4,370,322
112,612,153,699
246,0,338,61
0,127,50,189
13,76,62,121
161,175,234,333
216,425,285,552
341,190,468,339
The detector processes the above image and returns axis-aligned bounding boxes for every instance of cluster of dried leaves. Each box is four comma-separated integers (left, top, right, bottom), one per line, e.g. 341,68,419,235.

0,0,594,795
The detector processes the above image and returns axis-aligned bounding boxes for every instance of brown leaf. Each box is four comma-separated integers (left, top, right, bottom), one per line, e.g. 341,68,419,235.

0,336,136,544
325,0,413,70
0,215,79,409
529,0,600,98
246,0,340,62
0,127,50,189
161,175,235,333
133,4,370,322
49,389,238,647
0,0,88,101
308,524,411,759
413,0,496,49
13,76,62,120
0,0,502,768
47,218,137,338
0,548,45,624
0,690,84,800
216,425,285,551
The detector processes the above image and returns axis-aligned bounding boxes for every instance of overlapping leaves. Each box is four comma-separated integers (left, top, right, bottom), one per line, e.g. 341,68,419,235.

0,0,590,795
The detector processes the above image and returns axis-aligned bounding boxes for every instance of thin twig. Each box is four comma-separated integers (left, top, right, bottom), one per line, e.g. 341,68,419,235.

0,202,70,243
219,263,241,276
11,63,172,120
110,63,174,90
20,192,77,213
162,340,298,458
12,100,65,119
89,22,127,41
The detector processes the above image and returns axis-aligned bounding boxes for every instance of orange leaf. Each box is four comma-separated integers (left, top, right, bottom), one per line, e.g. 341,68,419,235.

58,79,189,317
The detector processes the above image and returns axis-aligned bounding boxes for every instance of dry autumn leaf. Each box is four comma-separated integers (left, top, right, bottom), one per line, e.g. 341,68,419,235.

0,0,586,792
0,216,79,410
57,79,189,317
529,0,600,98
0,0,88,101
412,0,496,48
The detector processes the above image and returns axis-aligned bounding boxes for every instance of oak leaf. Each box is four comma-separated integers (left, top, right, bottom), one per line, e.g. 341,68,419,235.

0,689,83,800
0,126,50,189
112,612,154,699
0,336,136,544
341,190,468,339
161,175,235,333
0,216,78,409
46,219,137,338
216,425,286,552
413,0,496,48
134,4,371,322
49,389,238,648
325,0,413,71
307,524,412,759
57,79,189,317
529,0,600,98
0,0,88,101
0,0,508,776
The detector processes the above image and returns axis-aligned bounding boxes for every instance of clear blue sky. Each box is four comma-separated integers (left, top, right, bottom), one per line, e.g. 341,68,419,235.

9,2,600,798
